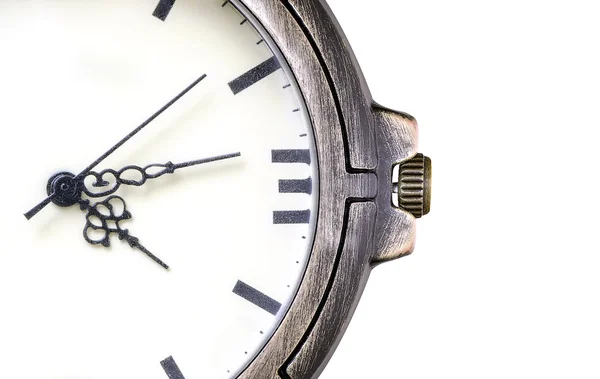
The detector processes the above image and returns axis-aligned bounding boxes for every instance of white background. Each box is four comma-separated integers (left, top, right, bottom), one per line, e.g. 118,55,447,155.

325,0,600,378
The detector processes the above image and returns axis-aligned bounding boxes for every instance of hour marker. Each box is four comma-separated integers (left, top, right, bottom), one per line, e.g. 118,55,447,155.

233,280,282,316
279,178,312,195
229,56,281,95
152,0,176,21
273,150,312,224
161,356,186,379
273,210,311,224
272,149,311,165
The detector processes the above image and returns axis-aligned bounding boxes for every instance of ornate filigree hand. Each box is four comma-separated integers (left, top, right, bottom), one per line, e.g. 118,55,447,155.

81,196,169,270
83,153,241,198
28,153,241,270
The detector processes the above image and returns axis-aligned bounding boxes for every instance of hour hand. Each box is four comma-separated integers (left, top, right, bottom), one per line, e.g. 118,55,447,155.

82,196,169,270
83,152,242,198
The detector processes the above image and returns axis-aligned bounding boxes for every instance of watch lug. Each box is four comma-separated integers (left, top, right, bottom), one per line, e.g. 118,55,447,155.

371,105,420,264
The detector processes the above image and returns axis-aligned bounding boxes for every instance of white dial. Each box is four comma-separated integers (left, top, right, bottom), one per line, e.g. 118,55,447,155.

0,0,318,378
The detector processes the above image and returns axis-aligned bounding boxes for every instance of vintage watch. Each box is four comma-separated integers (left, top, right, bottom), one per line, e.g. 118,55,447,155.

0,0,431,378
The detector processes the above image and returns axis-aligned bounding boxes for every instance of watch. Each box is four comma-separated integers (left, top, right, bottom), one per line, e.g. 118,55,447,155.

0,0,432,378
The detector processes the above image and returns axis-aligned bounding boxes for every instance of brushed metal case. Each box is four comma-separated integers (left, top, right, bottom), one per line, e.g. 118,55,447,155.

234,1,419,377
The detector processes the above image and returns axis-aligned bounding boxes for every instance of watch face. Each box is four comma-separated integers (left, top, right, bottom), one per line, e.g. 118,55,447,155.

0,1,318,378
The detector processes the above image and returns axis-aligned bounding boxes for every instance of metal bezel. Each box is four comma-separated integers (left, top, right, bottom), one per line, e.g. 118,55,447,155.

234,1,420,378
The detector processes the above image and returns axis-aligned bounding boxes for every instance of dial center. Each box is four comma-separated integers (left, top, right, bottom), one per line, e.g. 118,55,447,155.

46,172,82,208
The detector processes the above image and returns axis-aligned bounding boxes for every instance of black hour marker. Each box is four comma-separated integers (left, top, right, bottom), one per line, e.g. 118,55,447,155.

161,356,186,379
279,178,312,195
152,0,176,21
233,280,282,316
273,150,312,225
272,149,311,165
273,210,311,224
229,56,281,95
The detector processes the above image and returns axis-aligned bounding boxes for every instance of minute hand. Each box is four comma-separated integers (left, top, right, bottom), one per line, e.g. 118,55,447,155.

24,73,207,220
83,152,242,198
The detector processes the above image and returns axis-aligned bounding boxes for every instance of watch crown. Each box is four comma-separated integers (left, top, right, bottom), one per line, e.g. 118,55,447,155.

394,154,432,218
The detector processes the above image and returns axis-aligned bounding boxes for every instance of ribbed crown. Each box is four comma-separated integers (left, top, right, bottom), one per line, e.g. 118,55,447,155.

396,154,432,218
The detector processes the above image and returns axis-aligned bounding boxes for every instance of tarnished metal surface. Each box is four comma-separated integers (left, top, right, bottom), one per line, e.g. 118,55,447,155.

284,202,376,378
233,1,421,378
286,0,378,171
372,106,419,264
